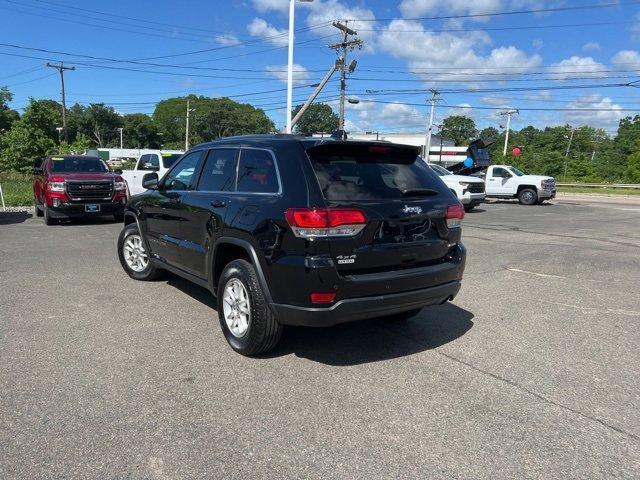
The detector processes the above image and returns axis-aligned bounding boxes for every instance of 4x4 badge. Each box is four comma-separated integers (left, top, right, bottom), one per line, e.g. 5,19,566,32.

402,205,422,215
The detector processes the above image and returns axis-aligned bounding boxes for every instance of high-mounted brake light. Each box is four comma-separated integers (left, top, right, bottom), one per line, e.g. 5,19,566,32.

446,203,465,229
285,208,367,239
368,146,392,155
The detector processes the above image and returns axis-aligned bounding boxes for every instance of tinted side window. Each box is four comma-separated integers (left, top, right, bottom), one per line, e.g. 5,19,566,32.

197,149,238,192
140,154,159,171
164,150,205,191
492,167,505,177
237,149,280,194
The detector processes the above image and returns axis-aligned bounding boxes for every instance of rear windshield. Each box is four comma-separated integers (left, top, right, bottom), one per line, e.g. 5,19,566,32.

162,154,182,169
50,157,108,173
309,149,445,201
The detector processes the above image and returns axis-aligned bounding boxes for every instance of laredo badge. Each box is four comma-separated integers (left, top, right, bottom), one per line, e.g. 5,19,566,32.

336,254,356,265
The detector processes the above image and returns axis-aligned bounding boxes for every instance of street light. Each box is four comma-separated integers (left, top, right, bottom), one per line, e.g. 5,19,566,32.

118,127,124,158
286,0,314,134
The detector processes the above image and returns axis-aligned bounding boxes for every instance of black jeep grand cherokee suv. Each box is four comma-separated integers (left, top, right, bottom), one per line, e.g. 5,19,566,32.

117,135,466,355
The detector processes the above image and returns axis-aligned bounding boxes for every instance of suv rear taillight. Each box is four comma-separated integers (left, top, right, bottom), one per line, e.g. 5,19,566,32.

446,203,465,229
285,208,367,239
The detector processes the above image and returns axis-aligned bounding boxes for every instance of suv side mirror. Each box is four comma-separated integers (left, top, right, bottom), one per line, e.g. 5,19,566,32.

142,172,159,190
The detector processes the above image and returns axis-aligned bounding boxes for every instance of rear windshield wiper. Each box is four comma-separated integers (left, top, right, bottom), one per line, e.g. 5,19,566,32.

400,188,439,197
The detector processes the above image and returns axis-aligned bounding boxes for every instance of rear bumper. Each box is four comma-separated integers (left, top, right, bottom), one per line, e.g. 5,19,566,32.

272,281,461,327
48,202,125,218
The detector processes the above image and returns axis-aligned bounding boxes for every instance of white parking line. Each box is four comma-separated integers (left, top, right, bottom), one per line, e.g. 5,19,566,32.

505,268,566,279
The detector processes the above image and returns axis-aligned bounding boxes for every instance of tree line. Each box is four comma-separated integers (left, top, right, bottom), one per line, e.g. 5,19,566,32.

439,114,640,183
0,86,341,174
1,84,638,182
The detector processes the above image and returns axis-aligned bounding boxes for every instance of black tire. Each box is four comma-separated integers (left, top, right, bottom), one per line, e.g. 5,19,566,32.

385,308,422,322
43,205,58,225
117,223,162,281
518,188,538,206
34,200,44,217
217,259,282,356
113,213,125,223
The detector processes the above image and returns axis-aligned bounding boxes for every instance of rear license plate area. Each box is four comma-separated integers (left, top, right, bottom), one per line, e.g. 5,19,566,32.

85,204,100,213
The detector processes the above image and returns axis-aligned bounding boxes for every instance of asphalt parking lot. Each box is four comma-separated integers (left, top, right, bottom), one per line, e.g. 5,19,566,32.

1,199,639,479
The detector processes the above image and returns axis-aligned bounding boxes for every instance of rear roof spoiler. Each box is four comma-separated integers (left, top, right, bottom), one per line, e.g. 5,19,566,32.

305,141,421,163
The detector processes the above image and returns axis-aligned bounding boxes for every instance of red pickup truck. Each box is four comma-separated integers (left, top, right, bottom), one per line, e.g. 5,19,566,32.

33,154,128,225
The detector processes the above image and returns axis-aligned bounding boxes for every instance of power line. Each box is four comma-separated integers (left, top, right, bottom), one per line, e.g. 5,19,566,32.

5,72,56,87
348,1,640,22
25,0,254,37
355,98,637,113
351,75,640,83
1,0,332,50
355,20,635,33
0,65,42,80
0,41,329,73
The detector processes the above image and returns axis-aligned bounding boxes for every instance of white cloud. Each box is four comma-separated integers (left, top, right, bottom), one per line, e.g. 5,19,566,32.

445,103,475,118
305,0,377,47
250,1,376,49
563,95,624,131
378,20,541,83
399,0,502,20
265,64,311,85
532,39,544,50
547,56,605,79
251,0,289,13
582,41,601,52
481,96,512,106
630,12,640,39
247,18,288,47
378,102,424,127
612,50,640,70
525,90,553,102
398,1,548,21
214,33,241,46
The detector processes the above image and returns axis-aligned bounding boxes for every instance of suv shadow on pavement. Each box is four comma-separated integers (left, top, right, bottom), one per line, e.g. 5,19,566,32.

265,303,474,366
0,210,32,225
166,272,473,365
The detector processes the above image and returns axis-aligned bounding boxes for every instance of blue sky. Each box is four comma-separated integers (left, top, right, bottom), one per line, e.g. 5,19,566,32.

2,0,640,136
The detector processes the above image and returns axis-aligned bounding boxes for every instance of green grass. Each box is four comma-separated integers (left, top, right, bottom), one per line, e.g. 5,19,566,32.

0,172,33,207
558,185,640,196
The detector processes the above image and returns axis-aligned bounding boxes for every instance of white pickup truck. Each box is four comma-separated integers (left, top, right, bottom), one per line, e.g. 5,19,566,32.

120,150,183,196
483,165,556,205
429,163,486,211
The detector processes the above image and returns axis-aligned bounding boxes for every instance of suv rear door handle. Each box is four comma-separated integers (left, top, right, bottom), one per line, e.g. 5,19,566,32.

210,200,226,208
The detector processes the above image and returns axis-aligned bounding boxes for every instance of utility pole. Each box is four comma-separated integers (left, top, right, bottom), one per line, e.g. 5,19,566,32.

291,62,339,128
185,99,195,151
330,21,363,140
423,90,439,159
46,62,75,142
564,127,575,181
500,109,519,156
565,128,575,158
